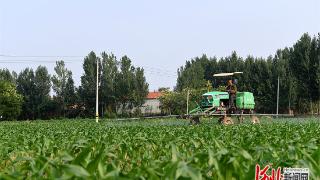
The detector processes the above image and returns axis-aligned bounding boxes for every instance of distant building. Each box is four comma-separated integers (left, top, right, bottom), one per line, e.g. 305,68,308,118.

116,91,163,116
141,91,162,115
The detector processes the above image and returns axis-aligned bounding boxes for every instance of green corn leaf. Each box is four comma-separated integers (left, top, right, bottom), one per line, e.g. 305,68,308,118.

61,164,90,178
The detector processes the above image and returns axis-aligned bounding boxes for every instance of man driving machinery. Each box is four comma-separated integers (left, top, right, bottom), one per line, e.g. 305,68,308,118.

226,79,237,112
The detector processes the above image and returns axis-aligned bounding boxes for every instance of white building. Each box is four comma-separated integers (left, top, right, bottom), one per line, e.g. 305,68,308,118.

140,91,162,115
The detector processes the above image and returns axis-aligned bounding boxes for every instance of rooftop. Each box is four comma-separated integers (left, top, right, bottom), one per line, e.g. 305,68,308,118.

147,91,162,99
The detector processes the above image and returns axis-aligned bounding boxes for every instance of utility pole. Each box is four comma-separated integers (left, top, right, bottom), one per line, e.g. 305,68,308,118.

95,58,99,123
187,89,189,115
276,76,279,118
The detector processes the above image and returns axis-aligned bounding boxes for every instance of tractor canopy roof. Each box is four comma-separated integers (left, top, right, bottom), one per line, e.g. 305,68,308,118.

202,91,228,96
213,72,243,77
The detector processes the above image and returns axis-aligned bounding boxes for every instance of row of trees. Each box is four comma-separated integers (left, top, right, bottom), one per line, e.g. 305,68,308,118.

1,33,318,119
78,52,148,117
0,51,148,120
171,33,320,114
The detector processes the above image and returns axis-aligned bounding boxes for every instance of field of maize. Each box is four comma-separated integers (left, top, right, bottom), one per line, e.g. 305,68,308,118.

0,118,319,179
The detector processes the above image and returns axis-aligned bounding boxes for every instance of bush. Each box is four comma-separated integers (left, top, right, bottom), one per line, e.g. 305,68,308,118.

0,81,23,120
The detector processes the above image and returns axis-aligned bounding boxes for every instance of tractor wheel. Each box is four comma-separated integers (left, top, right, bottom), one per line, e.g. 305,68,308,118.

218,116,224,124
190,116,200,125
251,116,260,124
220,116,234,125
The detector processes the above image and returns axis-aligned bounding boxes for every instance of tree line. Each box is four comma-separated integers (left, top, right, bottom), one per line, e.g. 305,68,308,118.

0,51,148,120
172,33,320,114
1,33,319,119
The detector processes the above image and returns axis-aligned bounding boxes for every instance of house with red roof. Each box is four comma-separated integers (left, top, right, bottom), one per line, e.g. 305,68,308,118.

141,91,162,115
116,91,163,116
146,91,162,99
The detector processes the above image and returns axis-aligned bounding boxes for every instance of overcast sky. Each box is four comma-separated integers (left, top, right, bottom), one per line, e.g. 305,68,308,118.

1,0,319,90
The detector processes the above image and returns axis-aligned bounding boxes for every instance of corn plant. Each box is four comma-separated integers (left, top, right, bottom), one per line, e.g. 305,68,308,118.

0,118,319,179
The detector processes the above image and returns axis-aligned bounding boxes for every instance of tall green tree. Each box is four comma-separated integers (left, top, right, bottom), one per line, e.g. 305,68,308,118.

316,34,320,113
17,67,55,119
52,60,76,117
132,67,149,108
34,66,51,119
0,69,16,84
0,81,23,120
289,33,313,113
273,48,297,112
176,54,209,91
115,56,135,112
309,35,320,113
65,72,77,108
257,57,274,113
17,68,36,119
100,52,118,115
80,51,101,116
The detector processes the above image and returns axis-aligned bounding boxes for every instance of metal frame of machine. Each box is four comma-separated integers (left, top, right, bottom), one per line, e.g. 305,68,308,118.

187,72,293,125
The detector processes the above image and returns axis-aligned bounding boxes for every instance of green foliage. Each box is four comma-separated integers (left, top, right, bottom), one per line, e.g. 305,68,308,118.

0,118,320,179
176,54,209,91
79,51,102,116
159,88,205,115
100,52,118,114
115,55,136,110
16,68,36,120
52,61,68,98
52,60,77,117
17,67,52,120
34,66,52,119
159,90,186,115
290,33,313,113
0,69,16,84
132,67,149,107
65,75,77,109
0,81,23,120
80,52,148,117
176,34,320,114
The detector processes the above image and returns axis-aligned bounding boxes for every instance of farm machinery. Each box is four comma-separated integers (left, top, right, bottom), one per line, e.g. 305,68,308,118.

187,72,260,125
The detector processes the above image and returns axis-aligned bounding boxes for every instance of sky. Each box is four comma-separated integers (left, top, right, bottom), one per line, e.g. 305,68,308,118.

1,0,319,91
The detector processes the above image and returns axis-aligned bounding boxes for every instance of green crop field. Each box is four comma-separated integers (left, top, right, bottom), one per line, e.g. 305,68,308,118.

0,118,319,179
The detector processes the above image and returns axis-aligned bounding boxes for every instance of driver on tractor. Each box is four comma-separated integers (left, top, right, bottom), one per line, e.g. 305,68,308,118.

226,79,237,111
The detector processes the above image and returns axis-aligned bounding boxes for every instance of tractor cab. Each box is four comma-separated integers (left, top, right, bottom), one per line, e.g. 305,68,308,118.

200,91,229,108
186,72,266,125
189,72,256,116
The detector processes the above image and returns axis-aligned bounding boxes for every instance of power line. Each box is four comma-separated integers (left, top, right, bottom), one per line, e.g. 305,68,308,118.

0,57,178,77
0,55,177,72
0,61,177,75
140,65,177,75
143,67,177,76
144,71,177,78
0,60,80,63
0,54,83,58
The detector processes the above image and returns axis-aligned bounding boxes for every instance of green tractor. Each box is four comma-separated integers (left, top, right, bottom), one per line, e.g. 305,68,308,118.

188,72,259,124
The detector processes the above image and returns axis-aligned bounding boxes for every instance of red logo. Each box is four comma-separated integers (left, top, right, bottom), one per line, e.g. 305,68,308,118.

255,164,283,180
